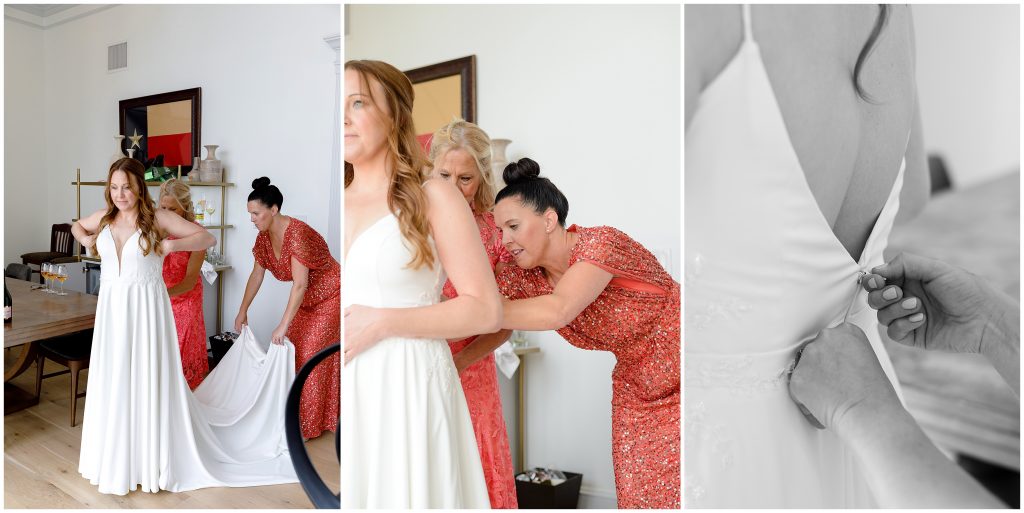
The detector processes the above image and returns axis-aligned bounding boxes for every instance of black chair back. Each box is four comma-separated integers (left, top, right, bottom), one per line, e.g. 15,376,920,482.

52,224,73,255
285,343,340,509
5,263,33,281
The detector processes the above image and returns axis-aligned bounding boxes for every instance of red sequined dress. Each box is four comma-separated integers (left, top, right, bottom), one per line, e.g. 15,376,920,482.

496,225,681,509
162,226,209,390
253,218,340,439
442,211,518,509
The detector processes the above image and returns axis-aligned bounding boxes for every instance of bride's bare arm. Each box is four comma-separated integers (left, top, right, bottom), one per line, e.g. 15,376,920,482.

71,209,106,251
344,179,501,362
157,210,216,253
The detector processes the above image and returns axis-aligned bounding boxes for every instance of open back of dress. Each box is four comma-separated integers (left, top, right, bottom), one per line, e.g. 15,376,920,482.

684,5,909,507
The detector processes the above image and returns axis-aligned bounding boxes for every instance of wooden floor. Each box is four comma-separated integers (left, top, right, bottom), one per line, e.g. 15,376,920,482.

4,354,339,508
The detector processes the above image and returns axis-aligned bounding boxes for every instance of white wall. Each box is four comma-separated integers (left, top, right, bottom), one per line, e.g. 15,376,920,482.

4,20,47,267
5,4,340,338
347,5,681,507
914,4,1019,187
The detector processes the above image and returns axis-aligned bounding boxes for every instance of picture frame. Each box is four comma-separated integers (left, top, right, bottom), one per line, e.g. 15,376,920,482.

405,55,476,149
119,87,202,174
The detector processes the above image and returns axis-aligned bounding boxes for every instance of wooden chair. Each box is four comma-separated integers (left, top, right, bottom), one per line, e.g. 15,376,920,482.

5,263,33,282
34,330,92,427
21,223,74,283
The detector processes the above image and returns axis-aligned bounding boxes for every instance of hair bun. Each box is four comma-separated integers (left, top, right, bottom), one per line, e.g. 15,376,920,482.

252,176,271,189
503,158,541,185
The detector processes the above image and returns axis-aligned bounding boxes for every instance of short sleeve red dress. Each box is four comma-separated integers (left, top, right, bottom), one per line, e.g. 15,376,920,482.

253,218,341,439
496,225,680,509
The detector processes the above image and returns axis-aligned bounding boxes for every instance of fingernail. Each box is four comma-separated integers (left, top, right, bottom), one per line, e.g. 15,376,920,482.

868,277,878,289
883,287,898,300
901,297,918,309
909,313,924,322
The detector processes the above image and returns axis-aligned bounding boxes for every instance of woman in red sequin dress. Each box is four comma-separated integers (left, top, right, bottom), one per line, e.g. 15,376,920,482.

234,177,340,440
158,179,209,390
460,158,681,509
428,119,518,509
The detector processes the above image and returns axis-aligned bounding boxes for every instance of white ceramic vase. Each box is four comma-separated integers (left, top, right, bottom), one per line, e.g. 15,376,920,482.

199,145,223,182
490,138,512,187
111,135,127,164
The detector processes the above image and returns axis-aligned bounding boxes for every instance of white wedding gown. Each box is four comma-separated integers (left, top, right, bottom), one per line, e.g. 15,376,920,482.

78,226,299,495
685,5,909,508
341,214,489,508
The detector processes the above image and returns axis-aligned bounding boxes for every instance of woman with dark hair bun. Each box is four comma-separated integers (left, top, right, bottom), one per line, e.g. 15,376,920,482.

234,176,340,440
457,158,681,509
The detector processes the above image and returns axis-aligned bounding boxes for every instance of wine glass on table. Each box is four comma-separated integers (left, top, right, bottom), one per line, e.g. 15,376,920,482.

55,265,68,296
41,263,53,293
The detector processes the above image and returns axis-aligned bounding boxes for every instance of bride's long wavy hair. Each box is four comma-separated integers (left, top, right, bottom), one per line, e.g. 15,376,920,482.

854,5,890,102
344,60,433,269
100,157,164,256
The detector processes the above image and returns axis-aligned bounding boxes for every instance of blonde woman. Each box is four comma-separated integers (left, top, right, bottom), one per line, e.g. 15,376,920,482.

158,179,209,390
342,60,500,508
428,119,517,509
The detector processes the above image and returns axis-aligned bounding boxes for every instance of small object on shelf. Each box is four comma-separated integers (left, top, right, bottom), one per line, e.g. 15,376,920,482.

144,154,173,182
199,144,223,182
511,330,530,348
111,135,127,164
127,148,136,159
491,138,512,187
194,199,206,224
190,157,202,180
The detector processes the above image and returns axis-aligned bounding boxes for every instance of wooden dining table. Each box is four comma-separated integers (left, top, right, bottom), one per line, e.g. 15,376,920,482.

4,277,97,414
884,170,1020,470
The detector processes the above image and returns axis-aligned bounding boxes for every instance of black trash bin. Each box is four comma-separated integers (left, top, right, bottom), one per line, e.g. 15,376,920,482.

208,332,235,369
515,470,583,509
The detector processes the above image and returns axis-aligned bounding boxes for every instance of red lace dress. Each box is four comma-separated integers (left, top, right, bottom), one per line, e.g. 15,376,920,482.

253,218,341,439
441,211,518,509
496,225,681,509
162,229,209,390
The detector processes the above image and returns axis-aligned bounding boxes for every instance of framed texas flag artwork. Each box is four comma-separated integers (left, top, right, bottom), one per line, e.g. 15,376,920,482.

119,87,202,174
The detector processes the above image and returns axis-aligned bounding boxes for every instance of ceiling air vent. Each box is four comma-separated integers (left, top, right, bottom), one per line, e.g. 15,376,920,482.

108,41,127,72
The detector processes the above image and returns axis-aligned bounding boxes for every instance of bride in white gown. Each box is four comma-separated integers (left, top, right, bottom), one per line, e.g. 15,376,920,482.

72,158,299,495
341,60,500,508
685,5,929,507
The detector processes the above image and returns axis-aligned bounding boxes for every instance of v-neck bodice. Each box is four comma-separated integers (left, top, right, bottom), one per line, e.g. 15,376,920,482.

98,226,163,283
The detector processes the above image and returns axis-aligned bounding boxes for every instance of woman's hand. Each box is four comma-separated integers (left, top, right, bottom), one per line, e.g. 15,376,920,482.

789,323,903,434
233,311,248,333
863,252,1003,353
80,234,98,251
343,305,388,364
271,323,288,345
